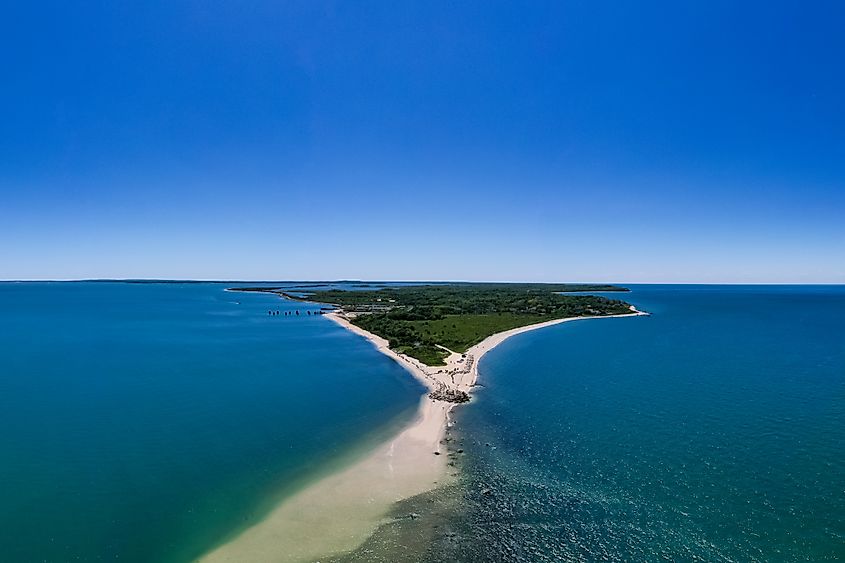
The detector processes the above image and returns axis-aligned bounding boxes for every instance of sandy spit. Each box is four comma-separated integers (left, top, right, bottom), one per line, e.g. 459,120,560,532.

200,306,647,562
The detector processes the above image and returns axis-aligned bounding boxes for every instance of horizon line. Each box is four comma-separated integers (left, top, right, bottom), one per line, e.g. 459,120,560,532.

1,278,843,286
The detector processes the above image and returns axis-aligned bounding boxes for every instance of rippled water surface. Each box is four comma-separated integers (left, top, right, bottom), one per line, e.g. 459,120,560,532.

436,286,845,562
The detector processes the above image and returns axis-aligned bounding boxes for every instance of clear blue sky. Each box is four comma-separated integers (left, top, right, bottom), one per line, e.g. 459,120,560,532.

2,1,843,282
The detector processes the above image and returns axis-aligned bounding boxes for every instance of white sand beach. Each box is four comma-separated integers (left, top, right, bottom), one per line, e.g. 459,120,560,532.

200,306,647,562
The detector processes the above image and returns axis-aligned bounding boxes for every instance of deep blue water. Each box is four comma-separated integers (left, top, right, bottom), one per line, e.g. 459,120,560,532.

450,285,845,562
0,282,424,562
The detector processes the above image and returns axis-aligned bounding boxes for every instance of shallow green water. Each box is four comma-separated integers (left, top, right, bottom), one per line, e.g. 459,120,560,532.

0,282,424,562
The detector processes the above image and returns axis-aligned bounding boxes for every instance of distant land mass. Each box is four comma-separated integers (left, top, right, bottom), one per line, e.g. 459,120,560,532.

231,283,634,365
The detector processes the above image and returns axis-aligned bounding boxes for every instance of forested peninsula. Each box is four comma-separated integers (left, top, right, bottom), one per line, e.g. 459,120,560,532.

232,284,635,365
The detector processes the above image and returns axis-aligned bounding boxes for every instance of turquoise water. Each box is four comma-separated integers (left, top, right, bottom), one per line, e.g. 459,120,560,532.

0,282,424,562
4,283,844,562
442,285,845,562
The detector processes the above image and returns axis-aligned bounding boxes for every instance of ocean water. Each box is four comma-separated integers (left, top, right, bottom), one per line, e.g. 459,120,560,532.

435,285,845,562
0,282,424,562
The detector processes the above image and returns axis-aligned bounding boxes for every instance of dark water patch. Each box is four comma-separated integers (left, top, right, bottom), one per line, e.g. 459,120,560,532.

329,482,466,563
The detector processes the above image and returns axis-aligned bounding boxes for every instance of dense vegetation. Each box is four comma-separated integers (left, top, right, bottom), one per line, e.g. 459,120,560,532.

300,284,634,365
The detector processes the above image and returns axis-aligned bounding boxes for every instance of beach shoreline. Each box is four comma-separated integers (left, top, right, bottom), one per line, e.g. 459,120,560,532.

201,305,647,562
327,305,648,399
